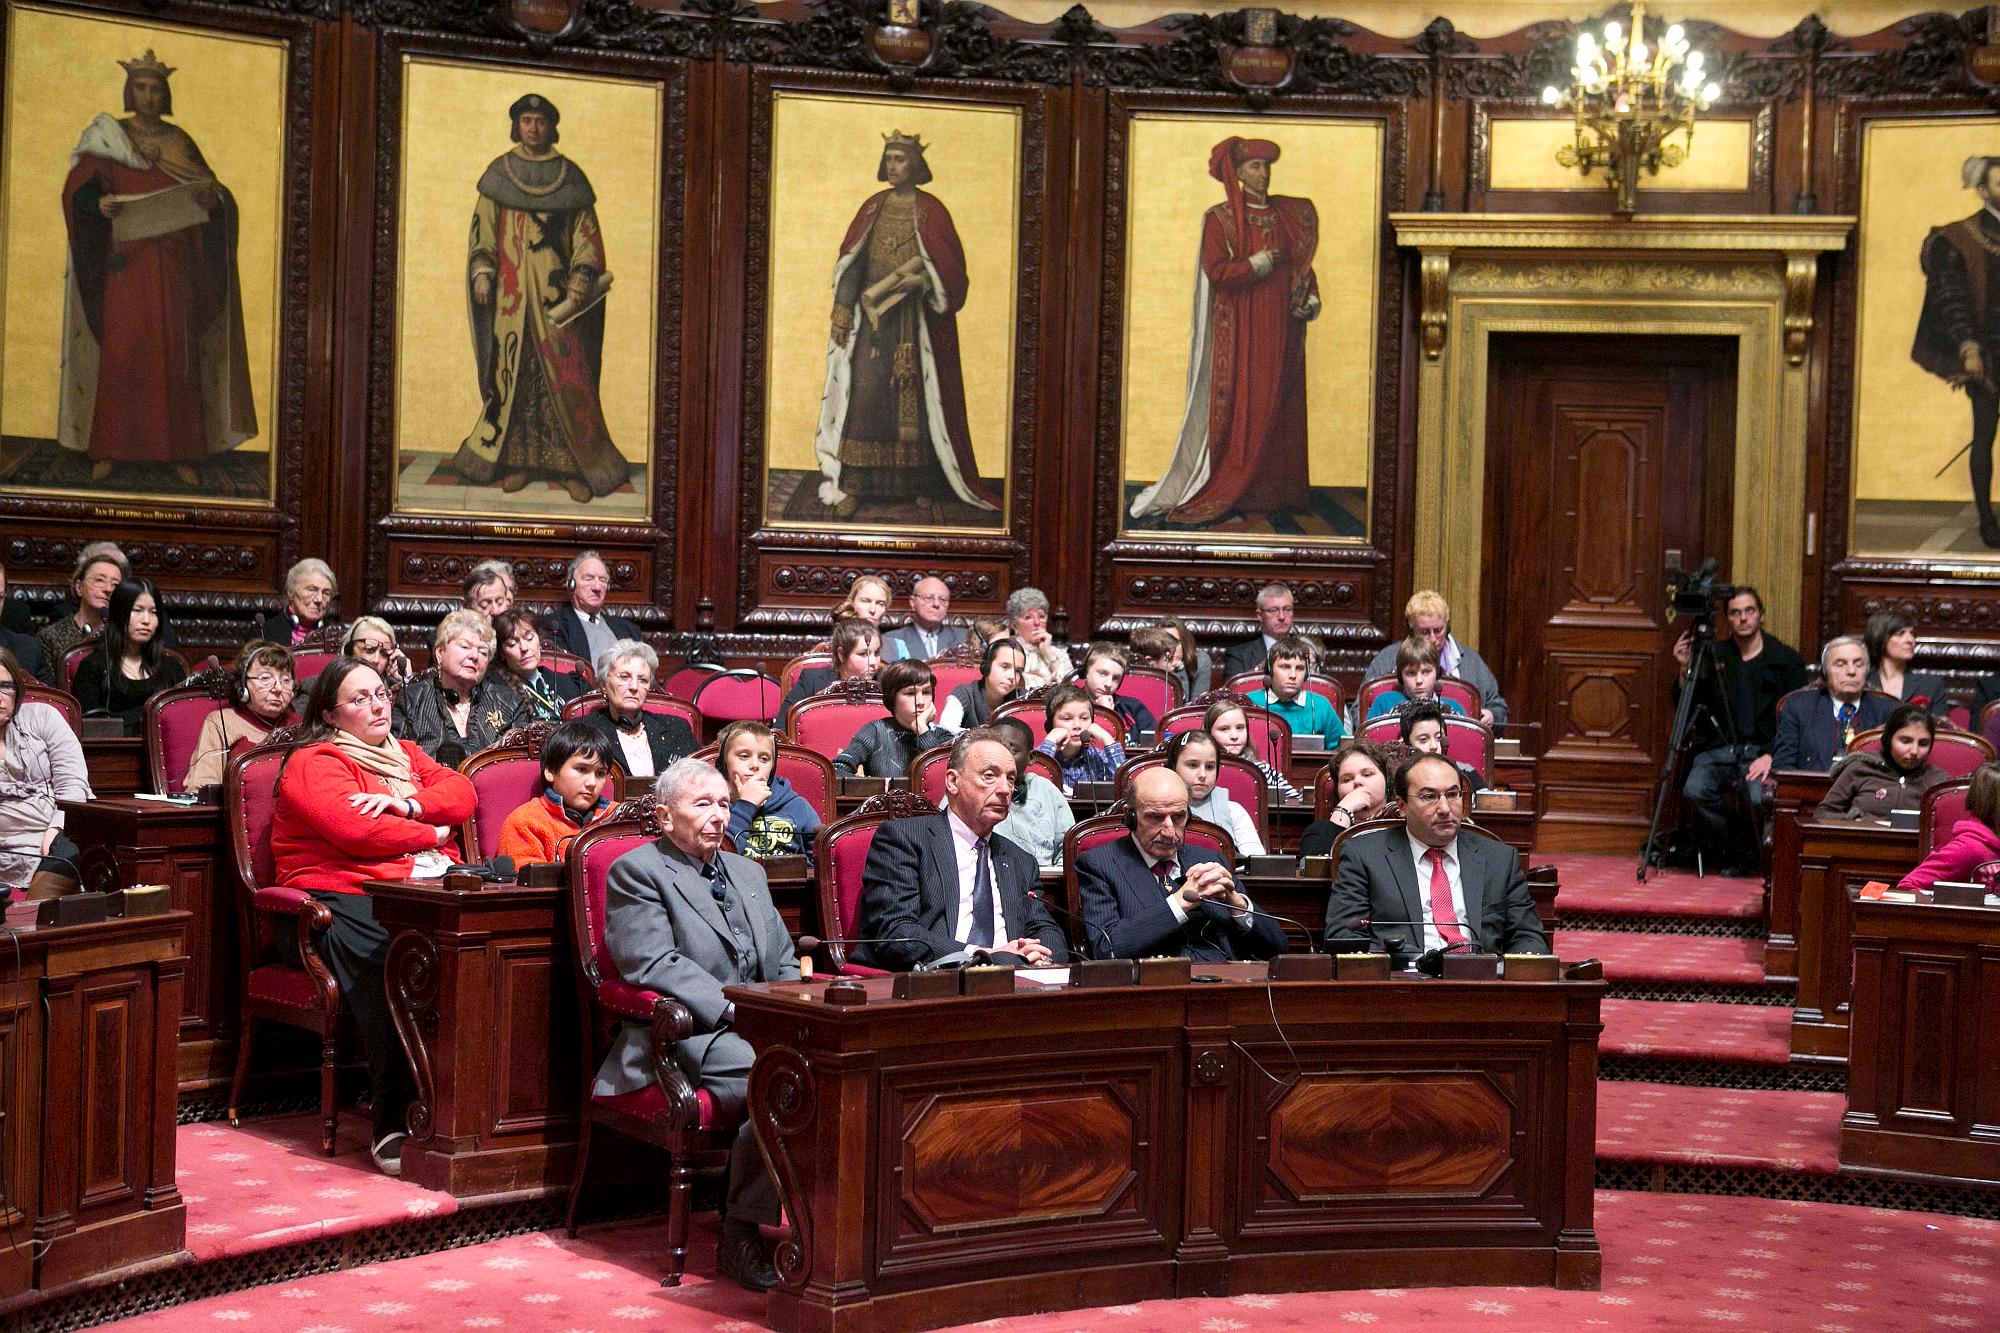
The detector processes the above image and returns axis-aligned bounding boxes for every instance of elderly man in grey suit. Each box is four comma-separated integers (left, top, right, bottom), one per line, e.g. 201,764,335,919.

882,576,968,661
1325,754,1547,967
596,757,797,1291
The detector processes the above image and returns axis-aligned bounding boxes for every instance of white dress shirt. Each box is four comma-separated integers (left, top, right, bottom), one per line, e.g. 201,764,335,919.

946,810,1007,945
1141,838,1254,929
617,726,655,778
1406,835,1469,953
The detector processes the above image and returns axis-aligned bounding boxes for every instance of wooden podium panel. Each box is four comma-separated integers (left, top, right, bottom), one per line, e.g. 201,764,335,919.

1842,894,2000,1183
62,798,235,1093
372,881,580,1199
1763,770,1833,980
733,968,1602,1333
0,912,188,1306
1781,816,1918,1062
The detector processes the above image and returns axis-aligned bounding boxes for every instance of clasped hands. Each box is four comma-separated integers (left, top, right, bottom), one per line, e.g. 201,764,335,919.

1174,860,1243,913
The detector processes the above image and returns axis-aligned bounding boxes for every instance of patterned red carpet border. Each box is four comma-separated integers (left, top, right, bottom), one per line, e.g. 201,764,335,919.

1543,855,1765,919
110,1190,1999,1331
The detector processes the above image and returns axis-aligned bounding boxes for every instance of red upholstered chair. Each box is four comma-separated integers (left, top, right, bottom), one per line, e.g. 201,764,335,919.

1948,702,1973,731
1928,728,1995,777
1366,713,1494,777
287,624,350,686
561,688,703,737
60,633,102,689
780,653,833,695
144,662,236,793
692,670,784,730
563,795,736,1287
1436,675,1480,715
905,743,954,805
812,789,937,974
1222,669,1344,717
541,648,596,686
925,645,984,702
990,696,1126,748
1355,675,1397,719
660,664,713,702
1119,665,1182,725
1919,777,1975,857
460,723,558,861
691,740,839,824
223,734,347,1156
1057,812,1236,957
20,681,82,738
785,678,890,759
1113,749,1269,844
1157,701,1292,774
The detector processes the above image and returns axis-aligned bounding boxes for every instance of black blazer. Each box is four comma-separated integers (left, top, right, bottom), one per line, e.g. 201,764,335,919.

1074,835,1285,962
1866,667,1950,714
1326,824,1548,963
508,667,588,723
1771,688,1897,772
856,814,1067,970
0,627,47,684
257,609,328,645
545,605,642,663
1220,636,1275,680
575,706,697,776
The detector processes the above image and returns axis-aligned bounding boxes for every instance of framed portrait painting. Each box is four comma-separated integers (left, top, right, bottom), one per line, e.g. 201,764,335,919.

0,2,291,509
1849,114,2000,559
385,54,666,525
1114,111,1384,545
755,86,1027,536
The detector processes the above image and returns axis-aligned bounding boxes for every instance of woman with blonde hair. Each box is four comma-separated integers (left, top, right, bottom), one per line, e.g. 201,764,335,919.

390,609,523,765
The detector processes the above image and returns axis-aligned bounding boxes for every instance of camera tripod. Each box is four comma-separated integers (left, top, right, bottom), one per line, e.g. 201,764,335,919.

1638,614,1743,882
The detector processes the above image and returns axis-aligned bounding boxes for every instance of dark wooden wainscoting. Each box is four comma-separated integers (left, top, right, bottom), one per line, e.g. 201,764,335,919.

1482,335,1737,853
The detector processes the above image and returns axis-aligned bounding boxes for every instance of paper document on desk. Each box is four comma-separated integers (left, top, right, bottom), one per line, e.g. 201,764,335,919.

1014,967,1070,987
108,183,209,244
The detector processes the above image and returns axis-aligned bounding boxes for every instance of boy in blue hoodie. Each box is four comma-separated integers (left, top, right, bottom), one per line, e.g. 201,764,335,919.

716,720,823,860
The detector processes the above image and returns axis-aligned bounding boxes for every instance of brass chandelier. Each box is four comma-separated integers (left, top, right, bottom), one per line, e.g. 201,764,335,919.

1542,1,1721,217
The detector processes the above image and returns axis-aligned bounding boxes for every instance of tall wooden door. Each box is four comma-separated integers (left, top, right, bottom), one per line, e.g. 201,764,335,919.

1482,336,1736,853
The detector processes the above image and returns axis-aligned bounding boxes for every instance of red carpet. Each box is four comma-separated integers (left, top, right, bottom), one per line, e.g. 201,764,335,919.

109,1190,1998,1331
1597,1082,1845,1175
1599,999,1793,1065
1545,854,1765,919
1553,929,1769,985
177,1113,457,1262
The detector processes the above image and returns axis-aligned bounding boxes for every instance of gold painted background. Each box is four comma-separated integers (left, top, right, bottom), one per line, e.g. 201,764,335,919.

0,4,285,493
1119,113,1380,496
1852,116,2000,508
1488,117,1753,192
762,91,1020,496
393,56,660,517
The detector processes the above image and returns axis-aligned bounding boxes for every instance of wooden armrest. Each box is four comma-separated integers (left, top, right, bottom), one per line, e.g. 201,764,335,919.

645,996,706,1130
252,885,318,914
596,977,669,1023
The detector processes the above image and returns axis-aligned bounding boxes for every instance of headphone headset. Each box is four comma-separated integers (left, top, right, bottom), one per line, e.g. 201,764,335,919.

1123,804,1139,831
236,677,250,706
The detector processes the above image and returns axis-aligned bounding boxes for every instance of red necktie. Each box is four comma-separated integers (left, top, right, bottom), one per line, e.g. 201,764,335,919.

1424,847,1466,946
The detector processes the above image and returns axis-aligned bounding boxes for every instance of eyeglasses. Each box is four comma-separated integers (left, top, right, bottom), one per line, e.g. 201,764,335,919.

0,681,18,695
339,688,392,709
1409,787,1465,807
245,673,291,689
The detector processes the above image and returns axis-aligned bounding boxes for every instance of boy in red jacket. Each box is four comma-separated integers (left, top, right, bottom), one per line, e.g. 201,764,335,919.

496,722,616,865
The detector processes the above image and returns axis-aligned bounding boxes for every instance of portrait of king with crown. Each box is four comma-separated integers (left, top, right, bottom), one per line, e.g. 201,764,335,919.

807,128,1001,526
56,47,257,492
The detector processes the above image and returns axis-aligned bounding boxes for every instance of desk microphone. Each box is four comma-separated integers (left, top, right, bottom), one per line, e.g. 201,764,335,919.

1331,915,1487,971
793,932,928,970
1026,889,1114,960
1216,900,1322,953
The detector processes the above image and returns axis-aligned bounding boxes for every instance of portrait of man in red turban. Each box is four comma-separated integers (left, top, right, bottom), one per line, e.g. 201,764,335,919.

1131,135,1320,526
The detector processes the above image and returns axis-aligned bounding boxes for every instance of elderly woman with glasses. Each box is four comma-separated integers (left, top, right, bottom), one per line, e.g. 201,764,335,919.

260,558,338,647
0,646,94,898
1005,586,1073,691
182,640,299,792
574,639,696,778
391,610,524,767
271,658,476,1176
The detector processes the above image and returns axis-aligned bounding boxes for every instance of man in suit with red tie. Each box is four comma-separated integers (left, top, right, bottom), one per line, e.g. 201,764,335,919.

1325,754,1548,968
855,728,1069,970
1075,766,1286,961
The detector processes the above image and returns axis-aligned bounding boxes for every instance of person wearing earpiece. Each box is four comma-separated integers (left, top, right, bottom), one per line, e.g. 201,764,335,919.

182,640,298,792
1075,766,1285,962
1325,753,1547,967
545,550,639,664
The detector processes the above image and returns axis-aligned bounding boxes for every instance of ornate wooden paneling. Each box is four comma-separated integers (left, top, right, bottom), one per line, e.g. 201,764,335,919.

899,1085,1139,1230
1265,1072,1512,1199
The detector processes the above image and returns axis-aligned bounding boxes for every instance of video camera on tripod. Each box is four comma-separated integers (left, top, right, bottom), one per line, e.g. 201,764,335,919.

1666,557,1741,636
1640,556,1746,880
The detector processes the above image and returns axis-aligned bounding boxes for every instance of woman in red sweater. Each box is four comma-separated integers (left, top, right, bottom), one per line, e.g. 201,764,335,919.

1899,762,2000,890
271,658,475,1175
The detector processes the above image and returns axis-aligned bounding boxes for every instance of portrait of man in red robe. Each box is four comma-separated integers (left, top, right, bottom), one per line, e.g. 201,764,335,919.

57,49,257,491
808,130,1001,527
1131,135,1319,527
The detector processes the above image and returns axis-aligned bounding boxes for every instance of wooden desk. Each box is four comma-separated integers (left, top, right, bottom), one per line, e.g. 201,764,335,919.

1774,814,1919,1062
0,912,187,1305
1842,892,2000,1183
372,880,579,1198
61,797,235,1093
81,735,144,796
1763,770,1834,979
735,967,1603,1333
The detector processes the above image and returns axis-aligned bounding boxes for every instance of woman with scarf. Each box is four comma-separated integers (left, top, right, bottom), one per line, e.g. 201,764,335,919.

270,658,476,1177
